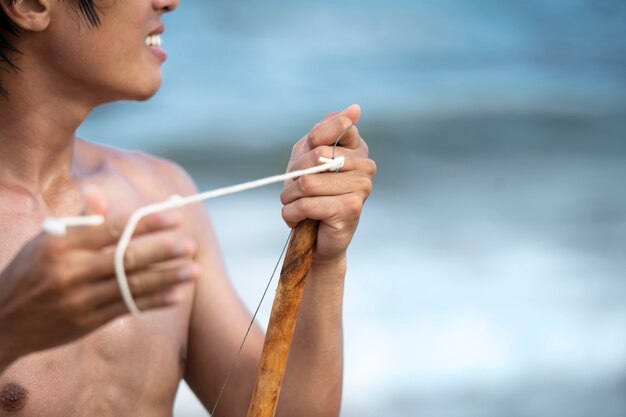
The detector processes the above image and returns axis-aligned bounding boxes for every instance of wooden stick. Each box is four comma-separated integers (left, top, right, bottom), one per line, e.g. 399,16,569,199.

245,219,319,417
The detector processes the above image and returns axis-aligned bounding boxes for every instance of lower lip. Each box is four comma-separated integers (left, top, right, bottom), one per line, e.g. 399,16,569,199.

149,46,167,62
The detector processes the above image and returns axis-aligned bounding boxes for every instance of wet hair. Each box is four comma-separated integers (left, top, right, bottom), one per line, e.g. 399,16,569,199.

0,0,100,96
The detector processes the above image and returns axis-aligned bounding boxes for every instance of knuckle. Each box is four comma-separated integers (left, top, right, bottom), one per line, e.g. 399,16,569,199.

312,146,327,162
345,195,364,218
163,237,179,256
128,274,144,295
358,176,373,197
47,264,71,288
123,249,139,270
366,158,378,177
307,127,321,148
166,236,194,258
161,269,176,287
297,197,313,214
106,219,124,240
280,190,289,206
291,138,305,155
360,137,370,154
186,238,198,256
159,270,174,287
38,237,64,261
143,213,163,231
298,175,316,195
337,116,353,131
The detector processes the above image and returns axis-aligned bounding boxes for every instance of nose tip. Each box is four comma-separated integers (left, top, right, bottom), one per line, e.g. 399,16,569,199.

153,0,179,12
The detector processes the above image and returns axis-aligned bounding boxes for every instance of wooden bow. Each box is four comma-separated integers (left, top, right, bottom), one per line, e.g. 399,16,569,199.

245,219,319,417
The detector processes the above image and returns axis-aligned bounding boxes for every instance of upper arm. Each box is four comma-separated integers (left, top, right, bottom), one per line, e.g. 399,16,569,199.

184,208,264,416
137,154,264,415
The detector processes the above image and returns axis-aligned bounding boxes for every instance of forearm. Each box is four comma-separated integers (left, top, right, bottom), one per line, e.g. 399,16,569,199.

276,255,347,417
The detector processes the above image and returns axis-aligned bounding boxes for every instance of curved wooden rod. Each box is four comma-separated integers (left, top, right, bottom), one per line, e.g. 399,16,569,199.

245,218,319,417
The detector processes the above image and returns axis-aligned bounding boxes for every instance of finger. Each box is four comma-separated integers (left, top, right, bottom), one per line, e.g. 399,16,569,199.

321,104,361,124
305,119,362,151
341,104,362,125
122,232,197,273
292,105,362,158
86,287,185,327
287,146,372,175
82,186,108,217
281,194,365,228
64,209,183,250
281,171,372,206
320,111,341,123
84,230,197,279
87,261,200,307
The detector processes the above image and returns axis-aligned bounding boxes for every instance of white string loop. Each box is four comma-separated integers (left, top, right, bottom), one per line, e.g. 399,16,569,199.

41,156,345,315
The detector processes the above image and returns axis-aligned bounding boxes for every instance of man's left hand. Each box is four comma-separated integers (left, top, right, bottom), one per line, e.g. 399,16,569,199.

281,104,377,266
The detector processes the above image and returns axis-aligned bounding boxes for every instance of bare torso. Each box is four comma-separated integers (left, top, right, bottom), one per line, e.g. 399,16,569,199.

0,140,195,416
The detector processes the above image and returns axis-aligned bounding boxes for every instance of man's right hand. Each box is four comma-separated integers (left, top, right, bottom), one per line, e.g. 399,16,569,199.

0,187,200,369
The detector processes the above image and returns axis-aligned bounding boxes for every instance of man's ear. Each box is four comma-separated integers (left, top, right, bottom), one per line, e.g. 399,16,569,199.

1,0,52,32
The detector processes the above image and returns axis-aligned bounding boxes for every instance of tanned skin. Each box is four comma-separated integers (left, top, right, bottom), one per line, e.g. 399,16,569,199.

0,0,376,416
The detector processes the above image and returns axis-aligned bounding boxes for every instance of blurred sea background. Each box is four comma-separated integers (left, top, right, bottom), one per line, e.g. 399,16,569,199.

78,0,626,416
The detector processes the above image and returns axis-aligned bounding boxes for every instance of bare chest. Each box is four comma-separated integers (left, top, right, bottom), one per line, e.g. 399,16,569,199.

0,173,191,416
0,175,148,268
0,311,188,417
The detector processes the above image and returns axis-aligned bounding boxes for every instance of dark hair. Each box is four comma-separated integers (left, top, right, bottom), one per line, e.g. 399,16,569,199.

0,0,100,96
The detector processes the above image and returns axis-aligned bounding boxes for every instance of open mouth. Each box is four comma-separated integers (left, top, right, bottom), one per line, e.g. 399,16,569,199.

145,34,162,48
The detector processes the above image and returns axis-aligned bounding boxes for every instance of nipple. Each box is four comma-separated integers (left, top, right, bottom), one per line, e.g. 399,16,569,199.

1,382,28,412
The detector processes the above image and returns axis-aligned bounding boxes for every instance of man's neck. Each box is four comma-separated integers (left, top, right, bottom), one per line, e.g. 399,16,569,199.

0,72,92,195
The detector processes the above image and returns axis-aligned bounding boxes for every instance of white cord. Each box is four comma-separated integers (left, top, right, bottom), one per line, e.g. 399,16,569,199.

42,215,105,236
41,156,345,315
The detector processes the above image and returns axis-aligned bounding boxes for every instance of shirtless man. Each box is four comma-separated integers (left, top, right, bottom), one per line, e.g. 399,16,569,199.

0,0,375,416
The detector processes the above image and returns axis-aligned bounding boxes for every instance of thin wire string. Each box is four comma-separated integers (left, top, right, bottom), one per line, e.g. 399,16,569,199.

332,123,355,161
209,229,293,417
40,124,355,416
209,126,352,415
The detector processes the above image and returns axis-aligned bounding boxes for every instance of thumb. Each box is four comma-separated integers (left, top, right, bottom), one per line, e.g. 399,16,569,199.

81,186,108,217
341,104,362,125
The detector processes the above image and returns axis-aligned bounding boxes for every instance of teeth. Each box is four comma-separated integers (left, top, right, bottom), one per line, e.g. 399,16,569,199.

145,34,162,47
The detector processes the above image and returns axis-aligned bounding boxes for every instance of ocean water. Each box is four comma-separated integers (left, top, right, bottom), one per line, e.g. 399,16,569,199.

80,0,626,151
76,1,626,416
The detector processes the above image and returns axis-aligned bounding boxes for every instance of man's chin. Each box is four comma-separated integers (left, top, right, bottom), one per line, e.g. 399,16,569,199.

134,89,160,102
125,79,163,102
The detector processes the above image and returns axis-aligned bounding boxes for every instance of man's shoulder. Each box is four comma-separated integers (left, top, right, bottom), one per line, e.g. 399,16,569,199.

78,139,198,197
